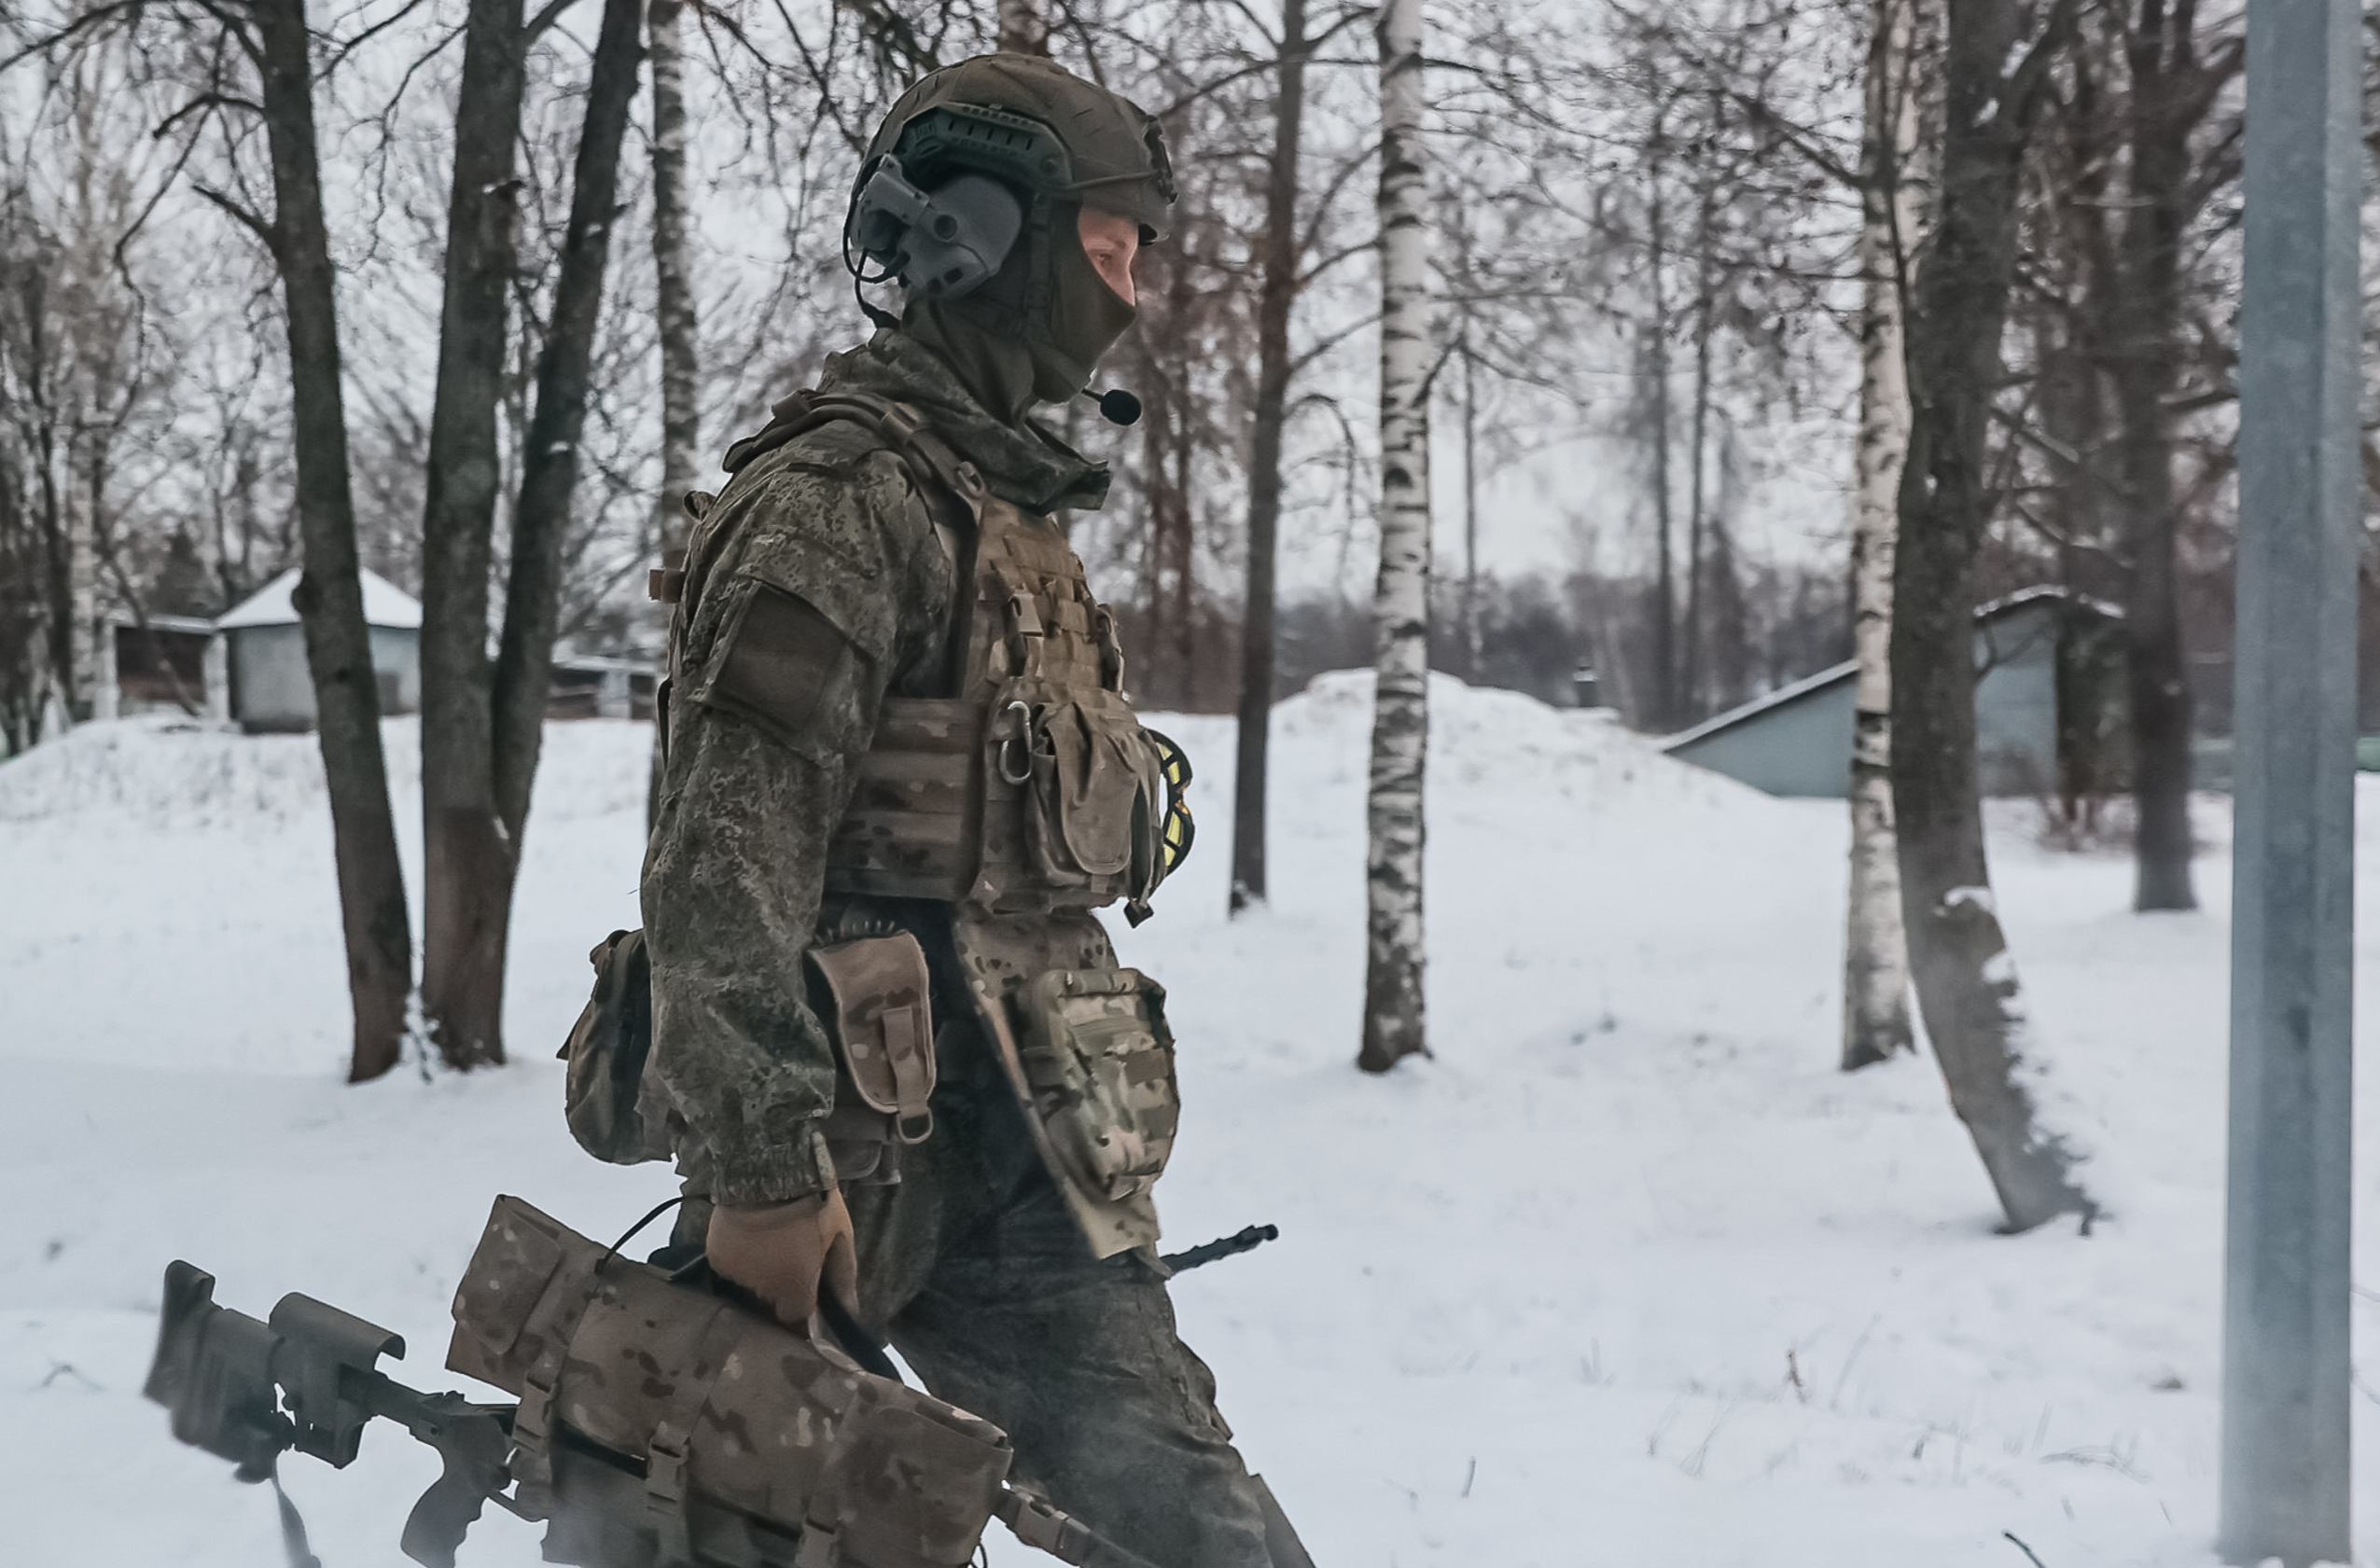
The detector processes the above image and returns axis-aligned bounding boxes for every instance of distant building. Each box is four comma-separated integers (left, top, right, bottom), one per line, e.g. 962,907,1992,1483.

93,614,228,723
216,568,423,733
1663,588,2129,799
546,653,660,722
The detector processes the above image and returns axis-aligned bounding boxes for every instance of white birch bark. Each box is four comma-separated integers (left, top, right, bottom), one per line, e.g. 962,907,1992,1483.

1358,0,1432,1074
649,0,700,558
1842,0,1918,1072
648,0,698,826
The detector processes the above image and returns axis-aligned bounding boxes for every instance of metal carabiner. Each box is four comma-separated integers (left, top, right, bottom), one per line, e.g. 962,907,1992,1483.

996,700,1036,785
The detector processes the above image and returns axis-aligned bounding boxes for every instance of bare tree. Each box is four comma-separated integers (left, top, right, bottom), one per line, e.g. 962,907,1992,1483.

420,0,643,1068
490,0,647,898
1892,0,2096,1231
1358,0,1431,1074
1843,0,1919,1071
2081,2,2240,910
1230,0,1313,914
647,0,699,826
237,0,416,1081
416,0,539,1068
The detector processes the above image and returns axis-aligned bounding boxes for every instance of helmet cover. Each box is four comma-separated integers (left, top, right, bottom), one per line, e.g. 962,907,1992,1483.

848,55,1176,410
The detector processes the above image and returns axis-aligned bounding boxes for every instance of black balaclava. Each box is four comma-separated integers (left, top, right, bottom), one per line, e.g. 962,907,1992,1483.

852,55,1172,426
902,199,1138,421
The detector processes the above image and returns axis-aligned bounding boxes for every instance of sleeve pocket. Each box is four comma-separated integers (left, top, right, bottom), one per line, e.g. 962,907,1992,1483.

694,581,878,766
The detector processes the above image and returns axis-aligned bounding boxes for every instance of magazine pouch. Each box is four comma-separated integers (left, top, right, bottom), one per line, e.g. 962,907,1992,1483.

986,679,1169,914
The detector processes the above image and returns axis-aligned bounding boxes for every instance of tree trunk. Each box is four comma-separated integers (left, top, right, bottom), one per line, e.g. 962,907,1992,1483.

1460,343,1482,681
647,0,699,833
418,0,529,1070
251,0,413,1082
492,0,645,851
1230,0,1308,916
1358,0,1431,1075
995,0,1047,56
1682,223,1716,720
1842,0,1917,1072
1643,141,1676,731
1892,0,2095,1231
2113,3,2203,912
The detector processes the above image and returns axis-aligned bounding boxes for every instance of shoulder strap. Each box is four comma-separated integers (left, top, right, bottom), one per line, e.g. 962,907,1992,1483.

648,389,983,609
721,388,985,532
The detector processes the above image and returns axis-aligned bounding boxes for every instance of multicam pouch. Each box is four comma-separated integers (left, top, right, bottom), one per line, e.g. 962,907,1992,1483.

1010,967,1180,1204
558,929,676,1167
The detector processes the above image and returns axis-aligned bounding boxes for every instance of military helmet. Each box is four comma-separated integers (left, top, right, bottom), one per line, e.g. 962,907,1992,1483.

846,54,1174,303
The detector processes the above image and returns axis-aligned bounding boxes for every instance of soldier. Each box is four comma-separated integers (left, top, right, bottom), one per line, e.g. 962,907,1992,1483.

641,52,1310,1568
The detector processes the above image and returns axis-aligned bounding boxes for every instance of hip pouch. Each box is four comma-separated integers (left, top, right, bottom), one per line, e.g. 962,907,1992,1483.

1011,968,1180,1204
807,932,938,1185
558,928,676,1166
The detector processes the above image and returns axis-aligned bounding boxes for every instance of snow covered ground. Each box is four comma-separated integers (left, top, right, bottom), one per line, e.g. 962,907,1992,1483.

3,676,2375,1567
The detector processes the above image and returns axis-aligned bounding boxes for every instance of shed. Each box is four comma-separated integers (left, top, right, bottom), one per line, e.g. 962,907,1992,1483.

216,568,422,733
1663,588,2127,799
547,654,660,722
93,614,229,723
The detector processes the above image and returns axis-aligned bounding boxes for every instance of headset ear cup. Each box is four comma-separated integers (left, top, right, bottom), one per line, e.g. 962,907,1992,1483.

847,160,1023,302
899,175,1023,299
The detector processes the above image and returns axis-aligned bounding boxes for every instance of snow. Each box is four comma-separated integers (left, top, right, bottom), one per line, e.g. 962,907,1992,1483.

4,676,2377,1567
215,566,425,631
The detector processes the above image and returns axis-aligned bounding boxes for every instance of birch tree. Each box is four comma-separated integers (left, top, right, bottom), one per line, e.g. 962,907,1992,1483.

1357,0,1431,1074
1842,0,1918,1071
647,0,699,827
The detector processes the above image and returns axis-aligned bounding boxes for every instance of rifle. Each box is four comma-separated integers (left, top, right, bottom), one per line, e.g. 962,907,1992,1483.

138,1200,1272,1568
143,1260,523,1568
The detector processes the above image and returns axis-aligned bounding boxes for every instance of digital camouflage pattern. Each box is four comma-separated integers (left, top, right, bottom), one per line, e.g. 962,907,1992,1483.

642,330,1108,1207
640,327,1292,1564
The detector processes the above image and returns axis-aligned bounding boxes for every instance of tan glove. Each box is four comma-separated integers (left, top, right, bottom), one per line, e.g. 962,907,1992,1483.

704,1187,858,1334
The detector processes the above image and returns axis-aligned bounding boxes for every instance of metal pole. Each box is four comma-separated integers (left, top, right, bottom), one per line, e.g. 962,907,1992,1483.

2221,5,2359,1564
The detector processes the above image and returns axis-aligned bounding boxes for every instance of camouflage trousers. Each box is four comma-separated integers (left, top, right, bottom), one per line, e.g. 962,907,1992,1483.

840,1012,1298,1568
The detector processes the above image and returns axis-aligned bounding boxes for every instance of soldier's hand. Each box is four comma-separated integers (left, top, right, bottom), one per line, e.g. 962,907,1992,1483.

705,1188,858,1335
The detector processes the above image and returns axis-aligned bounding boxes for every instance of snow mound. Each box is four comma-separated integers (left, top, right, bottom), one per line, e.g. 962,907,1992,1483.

0,715,653,829
1274,667,1779,818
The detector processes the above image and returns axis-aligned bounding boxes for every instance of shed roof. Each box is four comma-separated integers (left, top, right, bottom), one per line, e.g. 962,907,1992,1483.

216,567,423,631
104,612,219,636
1661,585,2120,754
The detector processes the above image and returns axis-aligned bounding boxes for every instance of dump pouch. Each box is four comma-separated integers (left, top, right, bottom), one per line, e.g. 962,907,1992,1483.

559,930,675,1167
1012,968,1180,1206
807,933,938,1184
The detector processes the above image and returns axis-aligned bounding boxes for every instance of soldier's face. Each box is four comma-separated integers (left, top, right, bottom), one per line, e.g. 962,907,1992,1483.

1078,206,1140,307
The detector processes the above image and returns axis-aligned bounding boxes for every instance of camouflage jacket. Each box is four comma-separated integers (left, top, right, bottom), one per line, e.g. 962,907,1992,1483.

640,330,1110,1208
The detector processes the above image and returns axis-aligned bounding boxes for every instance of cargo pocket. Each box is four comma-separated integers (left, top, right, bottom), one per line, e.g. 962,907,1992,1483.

807,932,938,1184
1011,968,1180,1203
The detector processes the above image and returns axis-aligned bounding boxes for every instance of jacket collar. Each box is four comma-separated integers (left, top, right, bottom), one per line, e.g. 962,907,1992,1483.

819,330,1112,515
